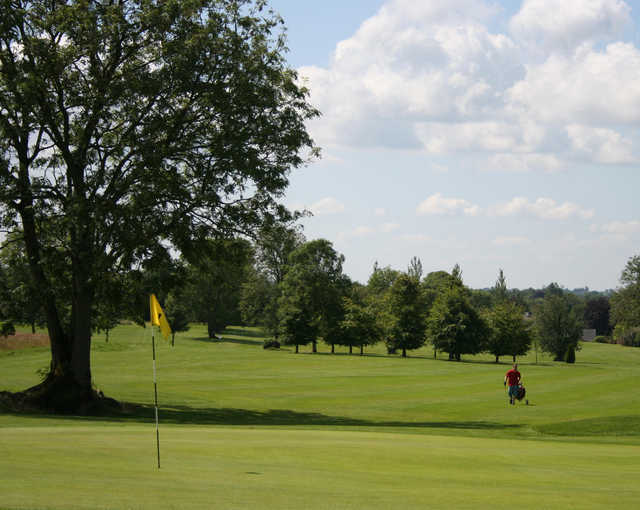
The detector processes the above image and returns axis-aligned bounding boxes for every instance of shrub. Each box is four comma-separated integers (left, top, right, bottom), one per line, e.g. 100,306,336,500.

263,339,280,350
0,321,16,338
594,335,608,344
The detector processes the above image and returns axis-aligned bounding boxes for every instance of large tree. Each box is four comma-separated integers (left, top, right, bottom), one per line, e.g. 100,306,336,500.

183,238,253,338
340,296,383,355
384,273,427,357
584,297,611,336
278,239,348,353
484,302,532,363
535,294,582,362
425,285,487,361
0,0,318,411
239,219,305,338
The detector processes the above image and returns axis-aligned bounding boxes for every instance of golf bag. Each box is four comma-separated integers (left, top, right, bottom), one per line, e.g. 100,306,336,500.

516,384,526,401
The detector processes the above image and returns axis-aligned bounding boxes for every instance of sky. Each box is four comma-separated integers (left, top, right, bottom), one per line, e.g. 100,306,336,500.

267,0,640,291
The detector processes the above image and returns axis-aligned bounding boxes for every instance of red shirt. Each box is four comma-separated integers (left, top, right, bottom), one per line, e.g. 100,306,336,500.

505,369,521,386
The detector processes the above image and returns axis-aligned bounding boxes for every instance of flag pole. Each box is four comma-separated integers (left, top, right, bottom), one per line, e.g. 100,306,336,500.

151,324,161,469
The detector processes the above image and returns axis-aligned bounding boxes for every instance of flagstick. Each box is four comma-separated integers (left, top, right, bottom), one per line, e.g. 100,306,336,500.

152,325,161,469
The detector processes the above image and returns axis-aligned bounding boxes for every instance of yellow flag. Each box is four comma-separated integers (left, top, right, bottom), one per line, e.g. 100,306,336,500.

150,294,172,341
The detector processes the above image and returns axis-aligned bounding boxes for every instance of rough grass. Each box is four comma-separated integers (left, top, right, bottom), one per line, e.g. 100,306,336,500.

0,332,49,350
1,324,640,509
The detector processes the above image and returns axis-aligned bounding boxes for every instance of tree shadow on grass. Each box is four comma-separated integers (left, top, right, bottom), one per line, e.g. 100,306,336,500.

189,336,263,347
3,402,521,432
224,327,266,338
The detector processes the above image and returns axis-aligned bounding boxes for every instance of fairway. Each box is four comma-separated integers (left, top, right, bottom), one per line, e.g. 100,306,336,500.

2,325,640,509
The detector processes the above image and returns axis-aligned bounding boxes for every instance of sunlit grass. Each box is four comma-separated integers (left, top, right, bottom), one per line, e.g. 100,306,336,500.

1,324,639,509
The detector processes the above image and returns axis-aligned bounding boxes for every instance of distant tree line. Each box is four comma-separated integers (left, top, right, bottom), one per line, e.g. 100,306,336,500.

1,223,638,362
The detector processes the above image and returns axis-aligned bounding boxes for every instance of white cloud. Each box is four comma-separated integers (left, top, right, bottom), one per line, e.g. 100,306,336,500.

415,194,594,221
592,220,640,235
507,43,640,126
297,0,640,171
353,226,375,236
299,0,522,150
492,236,532,246
380,222,400,233
509,0,631,52
488,153,564,173
491,197,594,220
431,163,449,173
416,122,520,154
338,225,373,241
400,233,432,243
416,193,481,216
338,222,401,241
567,124,635,164
310,197,346,215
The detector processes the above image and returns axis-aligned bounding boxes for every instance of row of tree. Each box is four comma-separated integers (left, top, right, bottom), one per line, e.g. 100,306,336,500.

243,240,638,363
251,240,580,362
2,216,638,363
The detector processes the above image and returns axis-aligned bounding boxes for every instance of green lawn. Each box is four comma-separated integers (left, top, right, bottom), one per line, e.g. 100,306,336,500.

1,325,639,509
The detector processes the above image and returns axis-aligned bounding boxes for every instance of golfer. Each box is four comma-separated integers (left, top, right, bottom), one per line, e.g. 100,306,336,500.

504,363,521,405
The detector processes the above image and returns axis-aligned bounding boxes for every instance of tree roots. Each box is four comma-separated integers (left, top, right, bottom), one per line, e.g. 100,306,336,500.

0,375,120,415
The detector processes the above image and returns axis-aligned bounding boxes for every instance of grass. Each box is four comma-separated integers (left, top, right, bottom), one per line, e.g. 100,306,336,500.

1,324,640,509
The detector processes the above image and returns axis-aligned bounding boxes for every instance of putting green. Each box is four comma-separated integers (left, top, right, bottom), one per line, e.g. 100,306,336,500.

1,422,639,510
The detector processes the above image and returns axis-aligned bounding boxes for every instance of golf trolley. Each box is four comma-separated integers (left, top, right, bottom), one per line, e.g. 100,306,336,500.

513,384,529,405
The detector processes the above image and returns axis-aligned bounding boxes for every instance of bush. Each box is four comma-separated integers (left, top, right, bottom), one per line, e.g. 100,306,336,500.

594,335,608,344
263,339,280,349
0,321,16,338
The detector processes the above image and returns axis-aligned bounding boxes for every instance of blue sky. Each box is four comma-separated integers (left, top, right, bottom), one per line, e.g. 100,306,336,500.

268,0,640,290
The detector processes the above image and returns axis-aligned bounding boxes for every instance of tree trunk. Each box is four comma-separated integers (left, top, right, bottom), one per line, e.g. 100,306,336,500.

360,345,363,356
31,321,36,334
70,233,94,392
349,345,352,355
312,340,317,353
496,355,499,363
12,171,102,413
512,355,516,363
331,344,335,354
295,344,299,353
402,348,407,358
